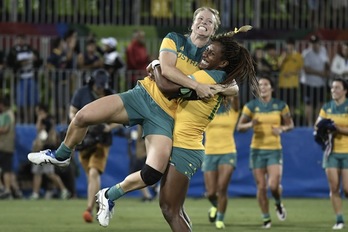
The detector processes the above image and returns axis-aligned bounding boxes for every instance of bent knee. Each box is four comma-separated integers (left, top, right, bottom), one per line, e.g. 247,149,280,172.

140,164,163,186
73,110,90,127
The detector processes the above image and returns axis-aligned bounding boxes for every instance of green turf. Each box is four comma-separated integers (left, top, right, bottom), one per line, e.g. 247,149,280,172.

0,197,343,231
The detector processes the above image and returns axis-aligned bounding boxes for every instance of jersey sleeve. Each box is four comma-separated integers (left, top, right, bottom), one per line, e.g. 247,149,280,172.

159,32,178,55
280,102,291,117
242,102,253,119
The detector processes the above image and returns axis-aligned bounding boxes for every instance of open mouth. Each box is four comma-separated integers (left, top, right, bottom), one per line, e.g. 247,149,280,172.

198,26,207,31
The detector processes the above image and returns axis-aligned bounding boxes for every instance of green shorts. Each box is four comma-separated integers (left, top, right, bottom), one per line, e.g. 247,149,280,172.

119,84,174,139
202,153,237,172
250,148,282,169
170,147,204,179
323,153,348,169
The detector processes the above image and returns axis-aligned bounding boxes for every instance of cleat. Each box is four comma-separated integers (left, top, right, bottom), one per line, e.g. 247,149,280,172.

262,219,271,229
0,191,12,200
215,220,225,229
208,206,217,223
96,188,114,227
83,210,93,223
60,189,70,200
332,222,344,230
275,203,287,221
28,150,70,168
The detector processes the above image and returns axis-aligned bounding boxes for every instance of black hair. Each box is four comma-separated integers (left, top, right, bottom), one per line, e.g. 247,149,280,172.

332,77,348,97
258,76,274,88
211,29,260,98
263,43,276,50
51,37,62,49
64,29,77,40
36,103,49,113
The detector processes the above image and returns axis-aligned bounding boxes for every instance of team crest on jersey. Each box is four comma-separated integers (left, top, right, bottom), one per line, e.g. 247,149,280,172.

179,46,184,52
255,107,260,112
327,109,332,113
272,104,278,109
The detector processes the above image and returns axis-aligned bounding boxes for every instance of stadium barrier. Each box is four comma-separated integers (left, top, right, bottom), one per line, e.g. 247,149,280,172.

14,125,328,198
0,0,347,29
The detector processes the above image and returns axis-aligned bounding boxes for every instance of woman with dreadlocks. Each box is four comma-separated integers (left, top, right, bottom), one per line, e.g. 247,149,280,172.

150,30,259,232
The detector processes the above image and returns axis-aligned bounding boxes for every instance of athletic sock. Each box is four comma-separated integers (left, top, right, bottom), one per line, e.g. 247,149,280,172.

55,142,73,161
262,213,271,221
275,198,281,206
216,212,224,221
106,184,125,201
336,214,344,223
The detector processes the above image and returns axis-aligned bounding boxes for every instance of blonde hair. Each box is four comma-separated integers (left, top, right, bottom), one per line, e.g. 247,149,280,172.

192,7,221,31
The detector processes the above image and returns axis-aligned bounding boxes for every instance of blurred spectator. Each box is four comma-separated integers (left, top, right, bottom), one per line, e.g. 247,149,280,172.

69,69,119,223
278,37,304,116
0,95,18,199
331,41,348,81
63,29,79,70
7,34,41,123
128,125,155,202
30,104,69,200
100,37,124,91
263,43,280,81
301,35,330,126
77,39,103,84
126,29,150,88
252,46,270,77
47,37,69,124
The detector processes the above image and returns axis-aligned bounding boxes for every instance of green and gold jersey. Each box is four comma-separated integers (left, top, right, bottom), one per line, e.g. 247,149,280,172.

204,106,239,155
242,98,290,150
173,70,225,150
139,32,207,118
319,99,348,153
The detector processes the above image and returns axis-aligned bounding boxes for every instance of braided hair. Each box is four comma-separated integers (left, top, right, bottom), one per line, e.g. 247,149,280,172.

211,26,260,97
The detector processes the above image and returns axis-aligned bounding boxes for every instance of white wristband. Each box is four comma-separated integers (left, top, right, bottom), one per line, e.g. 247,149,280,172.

151,60,160,69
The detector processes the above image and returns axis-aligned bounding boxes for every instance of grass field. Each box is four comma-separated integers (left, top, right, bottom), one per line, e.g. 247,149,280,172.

0,197,344,232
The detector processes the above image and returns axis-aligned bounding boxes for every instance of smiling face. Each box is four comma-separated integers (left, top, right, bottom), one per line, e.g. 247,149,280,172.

191,9,218,38
198,41,227,70
331,80,347,102
258,78,273,99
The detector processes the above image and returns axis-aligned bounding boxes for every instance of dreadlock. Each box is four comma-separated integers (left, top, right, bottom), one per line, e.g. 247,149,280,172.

211,25,260,97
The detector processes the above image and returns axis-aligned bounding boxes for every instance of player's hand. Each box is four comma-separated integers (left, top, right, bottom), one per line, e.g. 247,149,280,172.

146,62,154,79
251,118,260,127
271,126,283,136
194,83,214,100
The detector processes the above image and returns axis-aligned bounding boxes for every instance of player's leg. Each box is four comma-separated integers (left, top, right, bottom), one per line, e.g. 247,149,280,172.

160,165,191,232
253,168,270,228
204,171,218,222
215,163,234,229
28,94,129,167
95,134,172,227
326,167,343,229
267,163,286,221
203,155,218,223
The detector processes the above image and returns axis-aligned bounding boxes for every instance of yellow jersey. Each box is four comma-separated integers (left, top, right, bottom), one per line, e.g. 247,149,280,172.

204,107,239,155
242,98,290,150
139,32,207,118
173,70,225,150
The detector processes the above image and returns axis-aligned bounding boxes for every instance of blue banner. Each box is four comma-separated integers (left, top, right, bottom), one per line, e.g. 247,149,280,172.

15,126,329,198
